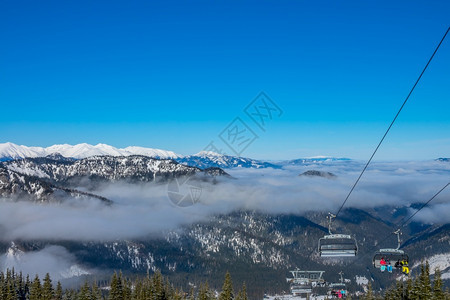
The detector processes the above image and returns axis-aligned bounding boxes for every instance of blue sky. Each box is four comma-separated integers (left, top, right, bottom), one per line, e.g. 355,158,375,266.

1,0,449,160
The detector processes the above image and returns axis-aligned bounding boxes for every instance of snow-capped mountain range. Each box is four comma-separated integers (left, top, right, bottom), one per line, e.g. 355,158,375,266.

0,142,351,169
0,142,180,160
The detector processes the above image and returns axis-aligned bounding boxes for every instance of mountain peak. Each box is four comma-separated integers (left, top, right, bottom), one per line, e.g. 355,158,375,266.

194,151,224,157
299,170,337,179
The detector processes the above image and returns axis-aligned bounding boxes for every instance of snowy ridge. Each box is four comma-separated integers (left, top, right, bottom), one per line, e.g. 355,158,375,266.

2,155,225,185
178,151,281,169
0,142,180,160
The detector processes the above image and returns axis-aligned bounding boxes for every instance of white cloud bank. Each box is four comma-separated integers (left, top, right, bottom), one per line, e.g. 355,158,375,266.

0,160,448,242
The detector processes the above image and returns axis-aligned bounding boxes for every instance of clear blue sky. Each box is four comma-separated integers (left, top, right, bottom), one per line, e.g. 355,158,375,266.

1,0,449,160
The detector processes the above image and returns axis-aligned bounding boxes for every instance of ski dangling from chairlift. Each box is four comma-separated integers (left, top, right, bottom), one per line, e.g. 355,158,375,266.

373,229,409,274
318,213,358,257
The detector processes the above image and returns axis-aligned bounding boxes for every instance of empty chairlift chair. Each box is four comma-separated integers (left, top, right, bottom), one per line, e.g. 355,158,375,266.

318,213,358,257
373,230,409,270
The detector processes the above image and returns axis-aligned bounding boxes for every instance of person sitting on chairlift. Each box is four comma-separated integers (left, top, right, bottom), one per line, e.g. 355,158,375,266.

395,259,402,269
380,257,387,272
386,258,393,272
401,259,409,275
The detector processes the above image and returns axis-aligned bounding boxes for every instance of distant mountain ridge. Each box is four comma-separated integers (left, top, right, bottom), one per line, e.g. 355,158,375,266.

282,157,351,165
1,142,353,169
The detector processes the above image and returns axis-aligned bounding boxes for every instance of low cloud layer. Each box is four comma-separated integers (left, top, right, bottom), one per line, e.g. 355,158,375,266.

0,160,448,242
0,245,89,281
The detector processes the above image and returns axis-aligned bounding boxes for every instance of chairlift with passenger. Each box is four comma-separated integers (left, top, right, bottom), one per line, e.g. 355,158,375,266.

373,229,409,270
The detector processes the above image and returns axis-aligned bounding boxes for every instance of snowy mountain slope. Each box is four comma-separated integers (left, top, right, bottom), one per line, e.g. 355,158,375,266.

177,151,281,169
1,209,428,295
0,165,111,203
0,142,180,160
1,155,229,190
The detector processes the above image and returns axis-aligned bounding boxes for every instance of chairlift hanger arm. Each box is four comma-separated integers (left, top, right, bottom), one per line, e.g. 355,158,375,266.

327,213,336,234
394,230,402,250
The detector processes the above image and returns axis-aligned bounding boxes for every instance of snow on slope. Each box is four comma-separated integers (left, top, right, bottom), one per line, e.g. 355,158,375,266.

0,142,46,159
412,253,450,275
0,142,180,160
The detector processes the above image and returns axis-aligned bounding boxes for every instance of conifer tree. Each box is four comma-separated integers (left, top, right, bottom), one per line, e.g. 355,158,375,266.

6,281,16,300
64,288,78,300
24,274,31,298
199,282,213,300
423,261,432,299
432,268,445,300
29,275,42,300
132,278,142,300
109,272,123,300
235,283,247,300
0,272,5,299
15,271,25,300
410,274,421,300
219,272,233,300
92,281,103,300
172,288,183,300
79,281,92,300
405,277,414,300
55,281,64,300
152,271,167,300
42,273,54,300
363,282,375,300
122,276,132,300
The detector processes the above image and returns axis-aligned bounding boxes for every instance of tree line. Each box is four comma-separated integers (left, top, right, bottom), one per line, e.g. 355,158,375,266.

0,262,448,300
362,261,449,300
0,269,246,300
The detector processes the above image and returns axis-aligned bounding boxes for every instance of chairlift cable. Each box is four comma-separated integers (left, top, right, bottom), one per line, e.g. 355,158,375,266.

335,26,450,219
345,181,450,268
397,182,450,229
